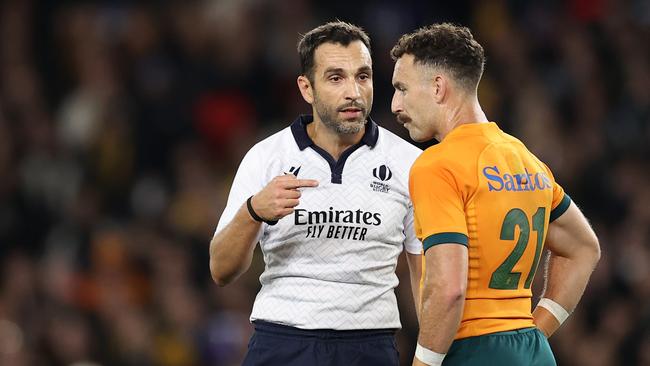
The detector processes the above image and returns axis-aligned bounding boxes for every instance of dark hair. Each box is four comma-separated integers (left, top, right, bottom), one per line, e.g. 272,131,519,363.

391,23,485,90
297,21,371,82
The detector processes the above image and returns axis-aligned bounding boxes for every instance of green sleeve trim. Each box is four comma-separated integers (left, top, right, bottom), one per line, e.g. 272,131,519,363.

423,232,469,253
550,194,572,222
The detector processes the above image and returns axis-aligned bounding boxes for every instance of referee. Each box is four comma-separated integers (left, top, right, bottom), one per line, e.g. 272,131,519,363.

210,21,422,366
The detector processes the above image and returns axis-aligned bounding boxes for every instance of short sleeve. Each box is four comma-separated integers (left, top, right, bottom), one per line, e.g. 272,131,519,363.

402,202,422,254
542,163,572,222
215,145,266,237
409,160,468,252
549,178,571,223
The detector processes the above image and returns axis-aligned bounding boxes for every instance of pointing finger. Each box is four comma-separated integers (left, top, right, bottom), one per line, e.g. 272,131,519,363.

283,179,319,189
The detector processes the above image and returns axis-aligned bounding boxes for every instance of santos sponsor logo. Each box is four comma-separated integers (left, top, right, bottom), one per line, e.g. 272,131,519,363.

482,166,552,192
294,207,382,240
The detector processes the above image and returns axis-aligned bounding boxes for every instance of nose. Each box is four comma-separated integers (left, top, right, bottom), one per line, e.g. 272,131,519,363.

344,78,362,101
391,91,402,115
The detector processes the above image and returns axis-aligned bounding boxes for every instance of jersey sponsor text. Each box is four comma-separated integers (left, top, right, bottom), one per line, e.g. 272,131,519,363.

482,166,552,192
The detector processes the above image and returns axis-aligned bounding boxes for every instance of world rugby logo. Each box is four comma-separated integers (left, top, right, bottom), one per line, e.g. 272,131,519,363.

371,165,392,193
372,165,392,181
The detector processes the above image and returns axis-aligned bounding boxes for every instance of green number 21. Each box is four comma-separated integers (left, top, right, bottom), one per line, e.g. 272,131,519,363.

489,207,546,290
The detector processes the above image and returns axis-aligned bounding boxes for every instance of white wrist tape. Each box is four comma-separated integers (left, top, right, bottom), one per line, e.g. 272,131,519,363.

537,298,570,325
415,343,445,366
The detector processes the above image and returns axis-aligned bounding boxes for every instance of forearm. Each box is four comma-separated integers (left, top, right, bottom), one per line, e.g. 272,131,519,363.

210,203,262,286
410,274,421,321
407,253,423,321
414,244,468,366
534,247,599,336
418,283,465,353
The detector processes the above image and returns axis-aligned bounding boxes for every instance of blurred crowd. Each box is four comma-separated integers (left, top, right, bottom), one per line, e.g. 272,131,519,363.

0,0,648,365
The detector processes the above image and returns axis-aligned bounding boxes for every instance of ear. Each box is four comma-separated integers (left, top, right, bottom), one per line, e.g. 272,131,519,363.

432,74,448,104
297,75,314,104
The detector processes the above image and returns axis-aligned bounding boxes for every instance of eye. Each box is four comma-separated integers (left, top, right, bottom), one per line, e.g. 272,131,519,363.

358,73,370,81
329,75,342,82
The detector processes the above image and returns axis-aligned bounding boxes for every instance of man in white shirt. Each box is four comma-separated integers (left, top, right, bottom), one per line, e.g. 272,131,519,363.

210,21,422,366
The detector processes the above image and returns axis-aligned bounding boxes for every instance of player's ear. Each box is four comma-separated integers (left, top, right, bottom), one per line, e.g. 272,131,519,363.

297,75,314,104
432,74,447,104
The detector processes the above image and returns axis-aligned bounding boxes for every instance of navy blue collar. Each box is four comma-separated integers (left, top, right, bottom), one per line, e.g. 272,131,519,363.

290,115,379,151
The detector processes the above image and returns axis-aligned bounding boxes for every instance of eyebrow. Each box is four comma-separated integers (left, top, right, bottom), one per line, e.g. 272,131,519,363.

393,81,405,89
357,66,372,74
323,66,373,75
323,67,345,75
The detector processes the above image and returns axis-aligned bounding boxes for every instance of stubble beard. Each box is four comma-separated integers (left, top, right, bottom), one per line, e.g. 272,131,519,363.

313,95,371,135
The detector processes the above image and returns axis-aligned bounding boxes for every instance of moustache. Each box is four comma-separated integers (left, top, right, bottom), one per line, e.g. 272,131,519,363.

396,114,412,124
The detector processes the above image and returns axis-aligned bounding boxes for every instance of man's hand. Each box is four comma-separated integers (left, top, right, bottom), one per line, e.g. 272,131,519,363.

532,306,559,337
412,358,429,366
250,174,319,221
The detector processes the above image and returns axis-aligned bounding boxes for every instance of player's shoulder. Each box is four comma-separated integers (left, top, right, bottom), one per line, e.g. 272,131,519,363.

412,145,451,174
410,138,479,185
252,126,294,151
239,126,295,168
413,139,460,167
496,129,550,166
376,126,422,163
497,129,530,150
245,126,297,158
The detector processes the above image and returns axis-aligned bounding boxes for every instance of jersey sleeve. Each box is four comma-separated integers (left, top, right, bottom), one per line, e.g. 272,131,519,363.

409,159,468,252
402,202,422,254
542,163,572,222
215,145,266,237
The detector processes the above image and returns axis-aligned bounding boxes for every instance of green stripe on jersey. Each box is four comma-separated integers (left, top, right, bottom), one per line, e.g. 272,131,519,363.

550,194,571,222
423,232,469,252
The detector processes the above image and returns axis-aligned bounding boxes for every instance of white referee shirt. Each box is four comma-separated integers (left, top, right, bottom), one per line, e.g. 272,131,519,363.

216,115,422,330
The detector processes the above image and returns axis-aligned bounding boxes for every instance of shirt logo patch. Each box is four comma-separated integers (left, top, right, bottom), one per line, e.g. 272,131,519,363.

372,165,392,181
371,165,392,193
285,166,301,176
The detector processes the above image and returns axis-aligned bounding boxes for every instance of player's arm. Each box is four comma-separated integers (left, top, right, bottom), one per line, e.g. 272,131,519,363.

210,175,318,286
403,203,423,321
413,243,468,366
532,200,600,337
210,200,262,287
409,158,467,366
406,252,423,321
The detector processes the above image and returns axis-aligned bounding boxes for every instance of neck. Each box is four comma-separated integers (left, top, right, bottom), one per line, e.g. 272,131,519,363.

307,115,365,161
436,94,488,141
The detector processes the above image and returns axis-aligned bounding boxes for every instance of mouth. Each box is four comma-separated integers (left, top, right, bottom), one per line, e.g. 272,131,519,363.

339,107,364,119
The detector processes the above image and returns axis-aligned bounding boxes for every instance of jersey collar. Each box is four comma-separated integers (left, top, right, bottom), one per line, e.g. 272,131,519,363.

290,114,379,150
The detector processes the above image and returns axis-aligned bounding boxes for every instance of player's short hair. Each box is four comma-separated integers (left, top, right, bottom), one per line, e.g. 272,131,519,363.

298,21,371,83
391,23,485,91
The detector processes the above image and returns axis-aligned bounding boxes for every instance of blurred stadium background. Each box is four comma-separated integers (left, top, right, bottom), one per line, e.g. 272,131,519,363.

0,0,648,365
